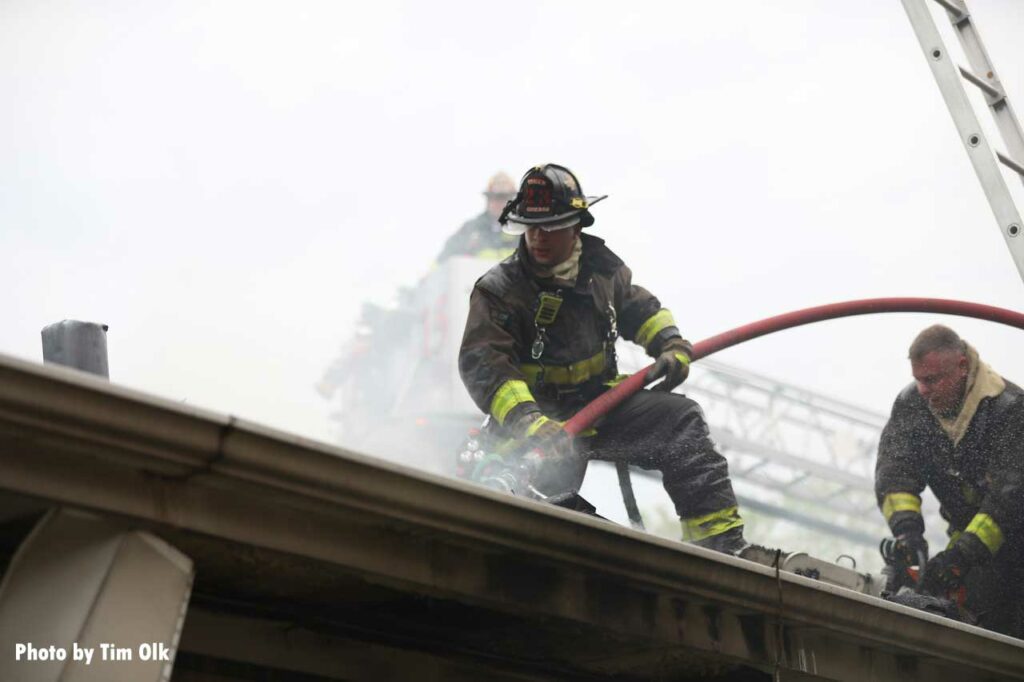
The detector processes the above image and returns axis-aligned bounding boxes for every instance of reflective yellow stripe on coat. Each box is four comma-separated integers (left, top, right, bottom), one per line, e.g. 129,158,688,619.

520,350,606,387
489,380,536,425
635,309,677,350
965,513,1004,555
881,492,921,522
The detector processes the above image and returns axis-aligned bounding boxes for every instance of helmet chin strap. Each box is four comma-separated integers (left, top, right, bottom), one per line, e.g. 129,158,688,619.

497,192,522,226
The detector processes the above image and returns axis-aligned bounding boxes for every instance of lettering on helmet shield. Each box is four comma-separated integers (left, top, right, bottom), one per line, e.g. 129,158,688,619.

523,177,552,214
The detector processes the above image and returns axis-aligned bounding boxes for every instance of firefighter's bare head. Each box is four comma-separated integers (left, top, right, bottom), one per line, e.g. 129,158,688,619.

525,224,582,266
909,325,969,416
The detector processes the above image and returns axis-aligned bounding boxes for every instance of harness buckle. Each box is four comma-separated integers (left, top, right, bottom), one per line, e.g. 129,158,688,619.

531,338,545,360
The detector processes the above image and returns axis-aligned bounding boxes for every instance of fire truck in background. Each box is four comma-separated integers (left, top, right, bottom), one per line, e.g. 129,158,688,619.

318,255,497,475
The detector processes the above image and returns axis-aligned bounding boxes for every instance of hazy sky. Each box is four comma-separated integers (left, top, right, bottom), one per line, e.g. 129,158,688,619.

4,0,1024,452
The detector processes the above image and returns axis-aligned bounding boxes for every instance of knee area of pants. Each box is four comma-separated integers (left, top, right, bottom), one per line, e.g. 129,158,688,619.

668,404,710,431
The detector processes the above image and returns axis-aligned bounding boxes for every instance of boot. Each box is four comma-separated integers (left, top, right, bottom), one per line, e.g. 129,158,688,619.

692,526,750,556
693,527,785,567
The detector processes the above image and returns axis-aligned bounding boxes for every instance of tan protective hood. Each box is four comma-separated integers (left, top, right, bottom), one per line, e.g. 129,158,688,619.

531,236,582,287
929,343,1005,446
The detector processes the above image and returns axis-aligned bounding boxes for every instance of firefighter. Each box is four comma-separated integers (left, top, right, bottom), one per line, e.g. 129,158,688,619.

875,324,1024,636
436,172,520,263
458,163,749,554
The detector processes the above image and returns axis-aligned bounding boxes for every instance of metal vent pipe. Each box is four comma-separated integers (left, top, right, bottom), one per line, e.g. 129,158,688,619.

40,320,109,379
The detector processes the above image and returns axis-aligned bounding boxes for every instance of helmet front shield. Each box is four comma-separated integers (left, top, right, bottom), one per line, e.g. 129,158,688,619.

498,163,606,232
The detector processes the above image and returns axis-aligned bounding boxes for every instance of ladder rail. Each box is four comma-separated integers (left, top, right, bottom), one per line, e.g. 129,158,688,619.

901,0,1024,284
939,0,1024,189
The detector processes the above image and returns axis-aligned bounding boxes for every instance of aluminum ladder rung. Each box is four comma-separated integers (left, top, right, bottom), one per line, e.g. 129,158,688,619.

903,0,1024,285
933,0,966,20
998,152,1024,180
932,0,1024,178
958,65,1003,102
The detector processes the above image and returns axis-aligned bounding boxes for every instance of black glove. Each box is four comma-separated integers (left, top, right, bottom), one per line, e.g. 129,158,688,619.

920,531,991,597
645,338,692,392
920,545,969,597
925,540,978,598
893,531,929,569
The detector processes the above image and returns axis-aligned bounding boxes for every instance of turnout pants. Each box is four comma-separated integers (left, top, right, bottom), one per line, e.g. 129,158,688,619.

964,535,1024,638
539,389,743,540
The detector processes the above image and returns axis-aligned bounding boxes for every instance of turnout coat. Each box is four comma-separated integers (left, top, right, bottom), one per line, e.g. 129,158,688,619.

458,233,681,424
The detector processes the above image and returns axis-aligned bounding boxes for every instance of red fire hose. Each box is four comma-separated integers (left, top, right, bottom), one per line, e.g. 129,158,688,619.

563,297,1024,437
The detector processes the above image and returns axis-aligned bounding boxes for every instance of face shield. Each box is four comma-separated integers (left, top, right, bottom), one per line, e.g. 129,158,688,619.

501,214,582,235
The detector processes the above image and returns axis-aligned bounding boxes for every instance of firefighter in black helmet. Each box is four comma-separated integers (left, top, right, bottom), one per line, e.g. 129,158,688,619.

459,163,749,553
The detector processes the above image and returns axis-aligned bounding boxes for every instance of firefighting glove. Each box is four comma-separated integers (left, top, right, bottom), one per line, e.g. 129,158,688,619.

509,410,573,460
645,338,693,392
923,531,992,597
893,531,929,569
920,545,969,597
919,530,992,597
524,414,564,439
